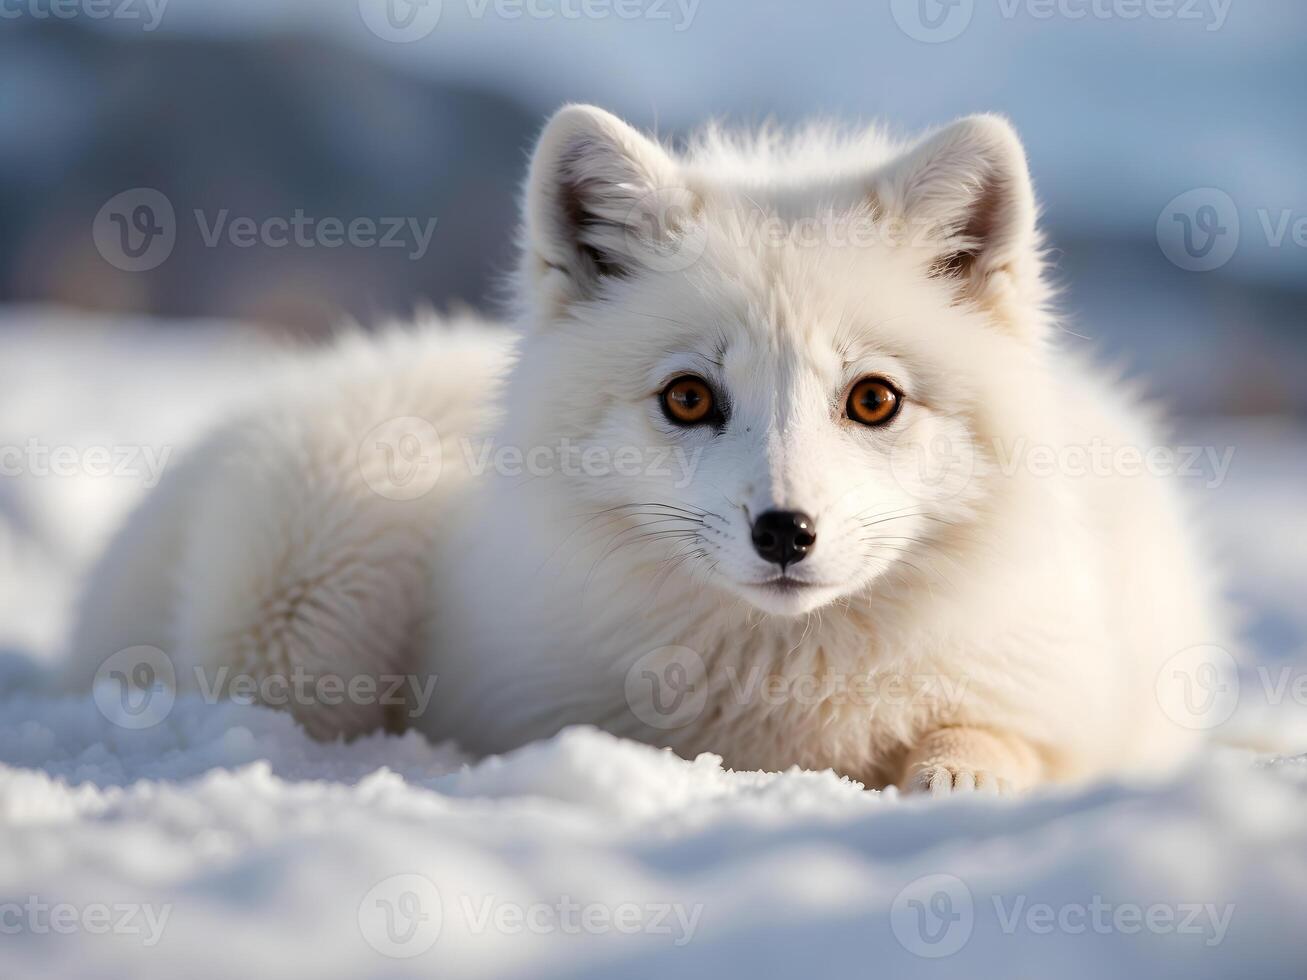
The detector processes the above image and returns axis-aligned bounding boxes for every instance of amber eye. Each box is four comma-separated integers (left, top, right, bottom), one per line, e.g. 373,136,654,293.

846,377,902,426
661,375,718,427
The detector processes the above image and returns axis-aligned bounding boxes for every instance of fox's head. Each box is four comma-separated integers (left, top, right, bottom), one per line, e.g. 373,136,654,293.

506,105,1050,617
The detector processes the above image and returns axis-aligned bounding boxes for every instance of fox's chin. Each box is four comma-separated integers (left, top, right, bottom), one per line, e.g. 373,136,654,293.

727,576,848,617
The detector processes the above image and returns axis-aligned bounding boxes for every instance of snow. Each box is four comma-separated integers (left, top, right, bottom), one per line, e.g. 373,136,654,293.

2,306,1306,978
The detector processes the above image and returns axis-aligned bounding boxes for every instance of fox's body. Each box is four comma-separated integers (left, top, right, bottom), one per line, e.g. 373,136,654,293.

69,108,1225,791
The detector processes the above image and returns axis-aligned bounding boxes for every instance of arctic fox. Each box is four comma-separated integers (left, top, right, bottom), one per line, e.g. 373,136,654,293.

70,106,1226,793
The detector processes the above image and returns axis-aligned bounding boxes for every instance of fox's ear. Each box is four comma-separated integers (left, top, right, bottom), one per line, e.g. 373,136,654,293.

876,115,1043,335
524,105,690,306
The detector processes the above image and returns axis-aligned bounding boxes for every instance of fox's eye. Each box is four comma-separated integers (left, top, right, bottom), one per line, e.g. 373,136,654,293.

847,377,901,426
661,375,718,427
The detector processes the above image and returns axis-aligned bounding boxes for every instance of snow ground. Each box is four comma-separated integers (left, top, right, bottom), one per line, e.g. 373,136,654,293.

1,307,1305,979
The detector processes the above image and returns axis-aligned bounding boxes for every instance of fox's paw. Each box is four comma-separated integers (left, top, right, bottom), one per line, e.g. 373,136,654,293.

901,727,1041,797
910,764,1015,796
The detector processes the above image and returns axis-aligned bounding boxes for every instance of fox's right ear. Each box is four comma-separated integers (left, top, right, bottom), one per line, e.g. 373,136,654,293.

524,105,688,307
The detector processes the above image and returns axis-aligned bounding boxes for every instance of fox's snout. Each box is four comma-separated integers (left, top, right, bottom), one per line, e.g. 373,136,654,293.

749,509,816,569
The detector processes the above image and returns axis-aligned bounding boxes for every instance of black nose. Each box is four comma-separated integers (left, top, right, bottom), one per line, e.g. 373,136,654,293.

751,510,816,568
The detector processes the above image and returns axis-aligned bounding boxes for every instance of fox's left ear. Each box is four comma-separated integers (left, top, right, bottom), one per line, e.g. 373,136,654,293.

876,115,1044,338
523,105,688,312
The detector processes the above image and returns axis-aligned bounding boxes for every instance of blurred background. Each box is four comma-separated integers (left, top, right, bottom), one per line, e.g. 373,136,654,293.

3,1,1306,411
0,1,1304,664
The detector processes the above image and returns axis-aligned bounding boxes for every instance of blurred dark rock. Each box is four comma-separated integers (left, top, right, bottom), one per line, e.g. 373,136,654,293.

0,19,537,336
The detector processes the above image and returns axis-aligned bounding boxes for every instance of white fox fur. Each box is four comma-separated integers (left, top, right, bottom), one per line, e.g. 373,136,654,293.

69,107,1226,791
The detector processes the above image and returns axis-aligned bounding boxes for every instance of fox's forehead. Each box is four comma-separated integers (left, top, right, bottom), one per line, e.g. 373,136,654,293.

647,231,917,371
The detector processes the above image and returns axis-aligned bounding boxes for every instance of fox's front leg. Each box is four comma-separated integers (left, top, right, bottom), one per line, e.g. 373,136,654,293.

901,727,1042,795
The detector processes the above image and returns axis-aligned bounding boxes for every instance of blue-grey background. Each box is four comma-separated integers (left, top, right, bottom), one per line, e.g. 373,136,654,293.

1,0,1303,417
